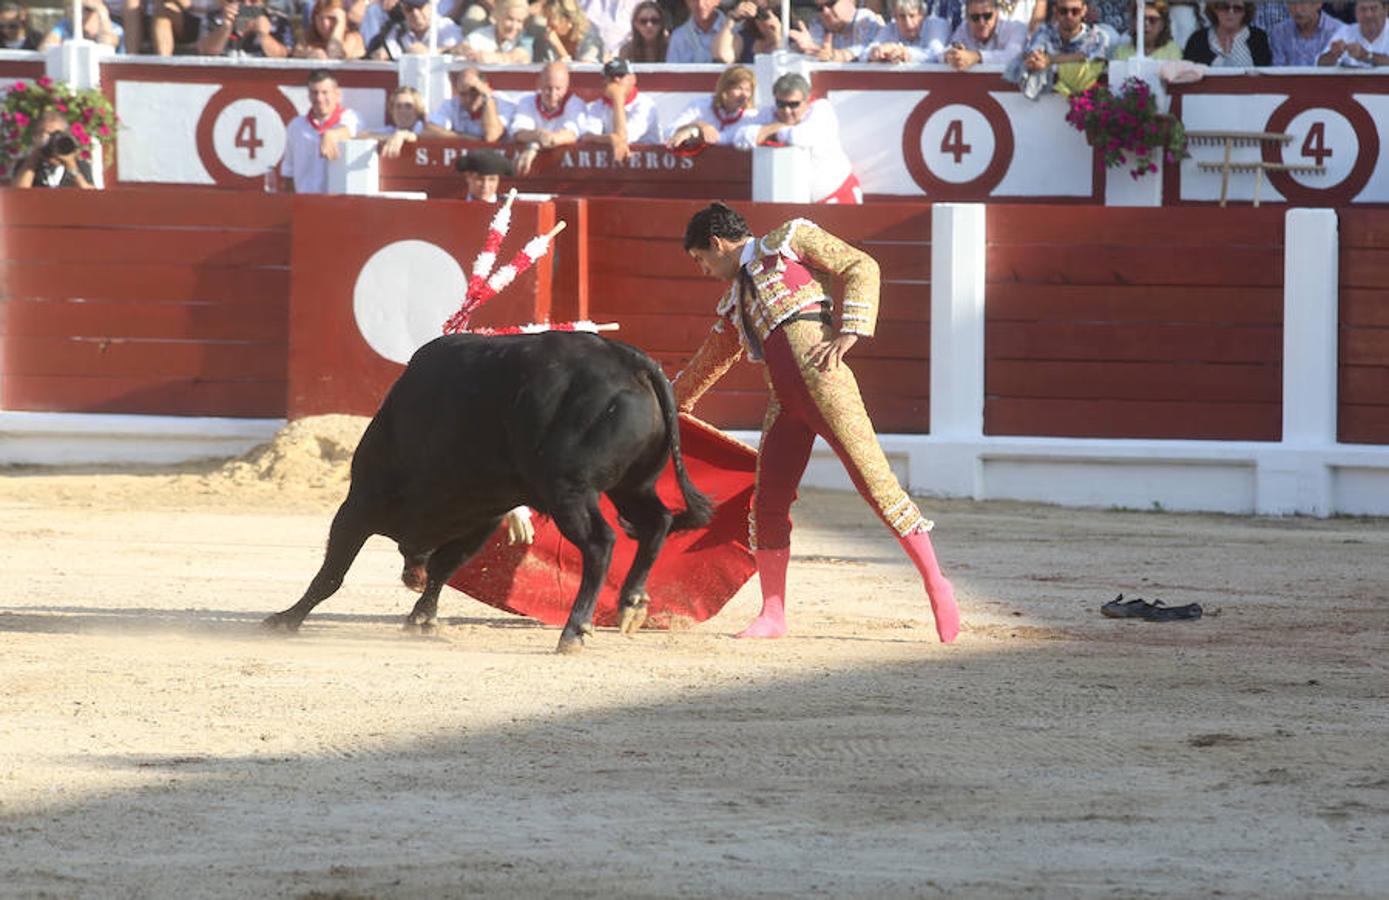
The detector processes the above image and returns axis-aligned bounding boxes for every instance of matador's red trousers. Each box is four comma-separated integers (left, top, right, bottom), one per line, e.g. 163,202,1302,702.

751,318,932,550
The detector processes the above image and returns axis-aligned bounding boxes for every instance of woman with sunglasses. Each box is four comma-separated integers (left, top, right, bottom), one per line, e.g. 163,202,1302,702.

619,0,668,60
1182,0,1271,65
1114,0,1180,58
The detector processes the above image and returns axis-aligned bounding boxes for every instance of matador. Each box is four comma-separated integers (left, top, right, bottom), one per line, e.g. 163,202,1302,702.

675,202,959,642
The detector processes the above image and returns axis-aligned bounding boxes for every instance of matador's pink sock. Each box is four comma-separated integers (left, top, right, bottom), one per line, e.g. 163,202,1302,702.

737,548,791,639
899,531,960,643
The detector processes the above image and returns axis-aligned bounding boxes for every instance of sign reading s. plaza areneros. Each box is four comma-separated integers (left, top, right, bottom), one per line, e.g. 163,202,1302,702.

412,146,695,172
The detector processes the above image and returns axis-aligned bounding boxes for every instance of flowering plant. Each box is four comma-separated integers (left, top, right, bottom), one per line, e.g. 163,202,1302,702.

0,75,119,175
1064,77,1187,180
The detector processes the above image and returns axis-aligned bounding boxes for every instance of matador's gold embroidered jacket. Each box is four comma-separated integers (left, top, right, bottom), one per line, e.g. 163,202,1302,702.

673,218,880,412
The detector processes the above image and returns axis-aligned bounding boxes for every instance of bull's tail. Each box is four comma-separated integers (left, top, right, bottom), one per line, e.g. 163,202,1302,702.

637,351,713,532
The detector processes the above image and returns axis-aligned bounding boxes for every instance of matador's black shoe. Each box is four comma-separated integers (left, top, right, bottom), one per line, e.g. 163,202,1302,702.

1101,593,1203,622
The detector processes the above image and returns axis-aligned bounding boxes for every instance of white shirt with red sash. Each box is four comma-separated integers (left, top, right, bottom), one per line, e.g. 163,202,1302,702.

281,104,363,194
665,96,757,146
507,92,586,140
429,94,518,140
581,88,661,144
733,98,857,204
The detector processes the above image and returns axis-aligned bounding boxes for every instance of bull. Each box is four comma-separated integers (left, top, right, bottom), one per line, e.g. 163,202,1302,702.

263,331,713,653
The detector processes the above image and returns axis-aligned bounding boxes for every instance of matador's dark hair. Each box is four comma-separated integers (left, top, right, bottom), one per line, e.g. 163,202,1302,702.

684,202,751,251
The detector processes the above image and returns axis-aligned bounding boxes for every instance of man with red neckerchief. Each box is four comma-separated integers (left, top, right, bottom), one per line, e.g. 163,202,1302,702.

510,61,587,176
734,72,861,205
278,69,361,194
580,58,660,166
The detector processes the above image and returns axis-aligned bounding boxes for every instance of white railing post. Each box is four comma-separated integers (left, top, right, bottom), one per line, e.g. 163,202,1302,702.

327,138,382,194
1256,208,1339,514
921,202,987,495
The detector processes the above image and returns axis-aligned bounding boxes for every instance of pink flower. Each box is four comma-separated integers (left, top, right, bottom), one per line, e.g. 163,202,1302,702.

55,103,67,113
12,82,25,92
97,124,109,136
14,111,29,128
82,107,93,121
36,75,52,88
71,122,88,142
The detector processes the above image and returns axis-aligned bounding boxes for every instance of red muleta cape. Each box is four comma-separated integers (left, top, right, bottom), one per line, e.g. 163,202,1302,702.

447,414,757,627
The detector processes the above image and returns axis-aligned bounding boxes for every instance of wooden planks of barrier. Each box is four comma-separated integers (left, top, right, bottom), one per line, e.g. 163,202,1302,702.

1338,209,1389,445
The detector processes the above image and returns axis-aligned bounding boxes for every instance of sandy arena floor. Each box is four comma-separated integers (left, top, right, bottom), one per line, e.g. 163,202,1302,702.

1,417,1387,898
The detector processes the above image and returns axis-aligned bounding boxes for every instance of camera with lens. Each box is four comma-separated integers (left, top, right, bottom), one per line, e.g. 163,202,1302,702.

42,131,79,159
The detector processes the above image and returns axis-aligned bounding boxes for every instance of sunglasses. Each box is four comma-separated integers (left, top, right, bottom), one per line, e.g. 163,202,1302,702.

816,1,836,10
775,99,802,109
968,11,994,21
0,20,22,29
1215,2,1244,10
1143,13,1161,22
1055,6,1085,16
635,15,661,24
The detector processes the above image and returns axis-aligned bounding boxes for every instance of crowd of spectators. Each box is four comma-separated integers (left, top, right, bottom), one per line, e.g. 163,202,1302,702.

6,0,1384,80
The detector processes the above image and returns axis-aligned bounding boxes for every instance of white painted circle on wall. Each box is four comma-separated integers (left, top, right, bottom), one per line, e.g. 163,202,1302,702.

212,98,289,177
918,104,995,185
1279,108,1357,189
353,240,467,364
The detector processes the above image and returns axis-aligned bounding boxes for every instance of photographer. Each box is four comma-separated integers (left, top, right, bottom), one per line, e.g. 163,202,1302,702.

712,0,779,63
11,111,96,190
196,0,293,56
366,0,463,59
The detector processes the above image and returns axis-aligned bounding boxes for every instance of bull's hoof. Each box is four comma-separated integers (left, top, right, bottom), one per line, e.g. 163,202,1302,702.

618,599,649,635
555,623,594,655
402,614,438,636
261,612,302,633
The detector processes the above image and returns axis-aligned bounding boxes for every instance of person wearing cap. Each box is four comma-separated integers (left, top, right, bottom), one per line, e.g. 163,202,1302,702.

734,72,862,204
427,67,513,143
367,0,463,58
510,61,587,175
664,63,757,151
581,58,660,164
456,149,514,202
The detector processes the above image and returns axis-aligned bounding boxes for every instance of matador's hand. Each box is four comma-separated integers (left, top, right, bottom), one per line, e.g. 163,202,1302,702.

805,333,857,371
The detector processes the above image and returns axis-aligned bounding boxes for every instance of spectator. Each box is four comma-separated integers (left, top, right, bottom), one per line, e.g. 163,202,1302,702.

943,0,1026,68
151,0,222,55
1115,0,1181,58
583,0,639,51
359,0,399,48
370,85,428,158
582,57,659,164
1008,0,1112,99
511,61,586,174
1183,1,1270,65
11,110,95,189
102,0,147,54
295,0,367,57
620,0,669,58
736,72,861,204
1253,0,1289,34
537,0,604,60
712,0,778,63
196,0,293,55
455,148,513,201
1087,0,1131,42
1325,1,1357,25
790,0,883,62
666,0,724,61
457,0,532,59
666,63,756,150
371,0,465,57
1,0,43,49
427,67,512,141
279,69,361,193
1269,1,1339,63
865,0,951,61
39,0,124,51
1317,0,1389,64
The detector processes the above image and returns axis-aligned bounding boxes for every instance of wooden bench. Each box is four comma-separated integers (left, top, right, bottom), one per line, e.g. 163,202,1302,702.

1186,130,1325,207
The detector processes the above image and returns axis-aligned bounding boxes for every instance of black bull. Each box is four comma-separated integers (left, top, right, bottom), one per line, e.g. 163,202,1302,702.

263,332,713,653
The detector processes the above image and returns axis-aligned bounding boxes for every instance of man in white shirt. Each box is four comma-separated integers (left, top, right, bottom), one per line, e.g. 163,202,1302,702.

734,72,860,204
864,0,951,62
279,69,362,194
1317,0,1389,66
666,0,725,62
582,58,661,164
943,0,1027,68
511,61,587,174
790,0,883,62
582,0,639,54
427,66,513,142
368,0,463,58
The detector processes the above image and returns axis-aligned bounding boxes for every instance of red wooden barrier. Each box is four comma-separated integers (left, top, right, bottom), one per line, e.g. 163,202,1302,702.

984,206,1286,441
583,199,933,432
1338,209,1389,445
0,189,292,417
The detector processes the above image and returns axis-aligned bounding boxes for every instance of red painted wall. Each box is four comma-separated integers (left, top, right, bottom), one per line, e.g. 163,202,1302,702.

984,206,1286,441
1338,210,1389,445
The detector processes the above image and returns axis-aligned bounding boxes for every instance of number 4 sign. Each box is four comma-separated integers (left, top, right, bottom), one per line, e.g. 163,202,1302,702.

196,85,299,186
1265,95,1377,204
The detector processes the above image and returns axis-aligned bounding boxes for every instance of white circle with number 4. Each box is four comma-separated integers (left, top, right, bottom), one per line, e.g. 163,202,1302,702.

919,104,995,184
1280,109,1356,189
212,99,289,178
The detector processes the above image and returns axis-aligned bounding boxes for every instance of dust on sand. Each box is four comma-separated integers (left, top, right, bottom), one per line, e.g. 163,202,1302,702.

1,417,1386,898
